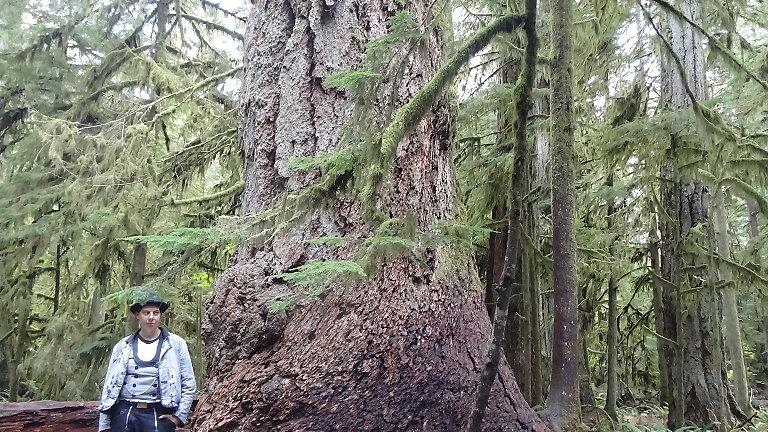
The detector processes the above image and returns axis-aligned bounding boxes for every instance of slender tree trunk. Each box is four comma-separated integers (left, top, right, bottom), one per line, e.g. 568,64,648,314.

713,188,751,415
605,176,618,421
518,231,533,402
9,274,33,402
89,262,109,327
578,280,595,407
193,1,548,431
544,0,580,426
528,208,544,407
468,0,539,426
152,0,171,152
657,0,731,427
497,49,532,402
649,207,671,404
747,202,768,361
486,204,507,319
125,243,146,334
53,242,61,315
530,29,549,409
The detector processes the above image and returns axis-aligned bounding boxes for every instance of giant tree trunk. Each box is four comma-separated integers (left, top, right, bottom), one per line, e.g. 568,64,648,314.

543,0,580,426
191,1,549,431
658,0,730,427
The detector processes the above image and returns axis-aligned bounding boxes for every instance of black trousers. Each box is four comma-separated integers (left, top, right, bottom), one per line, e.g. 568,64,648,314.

109,400,177,432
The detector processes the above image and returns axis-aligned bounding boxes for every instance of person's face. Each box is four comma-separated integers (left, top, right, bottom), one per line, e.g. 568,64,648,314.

135,305,161,331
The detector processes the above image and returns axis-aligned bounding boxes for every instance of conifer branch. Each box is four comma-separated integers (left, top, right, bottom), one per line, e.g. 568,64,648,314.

200,0,247,23
150,66,242,119
642,324,678,346
85,80,142,101
167,181,244,206
0,327,16,345
648,0,768,92
171,13,244,41
188,19,228,60
639,2,736,142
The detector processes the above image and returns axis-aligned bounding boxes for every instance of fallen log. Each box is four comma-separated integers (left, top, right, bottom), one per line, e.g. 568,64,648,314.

0,401,195,431
0,401,99,432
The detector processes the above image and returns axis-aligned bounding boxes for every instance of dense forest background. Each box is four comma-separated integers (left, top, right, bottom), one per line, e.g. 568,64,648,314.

4,0,768,430
0,0,246,401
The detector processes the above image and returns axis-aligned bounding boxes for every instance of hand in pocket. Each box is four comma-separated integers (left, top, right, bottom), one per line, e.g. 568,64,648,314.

157,414,179,432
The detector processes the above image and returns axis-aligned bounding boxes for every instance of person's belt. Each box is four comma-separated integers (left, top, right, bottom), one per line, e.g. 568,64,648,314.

123,400,162,409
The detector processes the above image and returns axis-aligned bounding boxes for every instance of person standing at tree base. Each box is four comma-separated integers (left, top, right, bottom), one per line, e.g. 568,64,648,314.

97,291,196,432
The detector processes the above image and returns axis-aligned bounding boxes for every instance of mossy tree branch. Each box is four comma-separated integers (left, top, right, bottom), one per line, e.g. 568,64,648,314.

167,181,244,206
360,14,526,213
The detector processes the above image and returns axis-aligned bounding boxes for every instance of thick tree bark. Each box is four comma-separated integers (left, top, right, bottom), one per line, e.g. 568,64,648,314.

657,0,731,428
192,1,548,431
713,188,751,415
543,0,580,426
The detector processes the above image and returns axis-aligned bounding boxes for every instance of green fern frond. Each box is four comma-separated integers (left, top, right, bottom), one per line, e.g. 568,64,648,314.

281,260,367,287
325,70,380,92
122,227,222,251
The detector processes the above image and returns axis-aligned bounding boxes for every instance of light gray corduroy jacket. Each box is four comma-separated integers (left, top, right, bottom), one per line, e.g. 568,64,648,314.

98,329,196,431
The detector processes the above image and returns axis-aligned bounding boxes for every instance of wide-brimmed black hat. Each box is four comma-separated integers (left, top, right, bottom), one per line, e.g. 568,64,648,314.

129,290,170,314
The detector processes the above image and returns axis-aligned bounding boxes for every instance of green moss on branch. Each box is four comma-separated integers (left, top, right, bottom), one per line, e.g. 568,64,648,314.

360,14,526,212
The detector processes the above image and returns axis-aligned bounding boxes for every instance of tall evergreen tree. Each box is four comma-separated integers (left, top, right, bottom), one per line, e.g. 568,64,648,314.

543,0,581,427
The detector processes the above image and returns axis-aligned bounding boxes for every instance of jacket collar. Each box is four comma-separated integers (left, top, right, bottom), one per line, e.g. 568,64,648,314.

123,328,173,361
130,327,170,343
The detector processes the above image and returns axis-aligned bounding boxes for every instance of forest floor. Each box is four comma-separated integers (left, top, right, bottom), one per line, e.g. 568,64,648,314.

573,382,768,431
582,403,768,431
